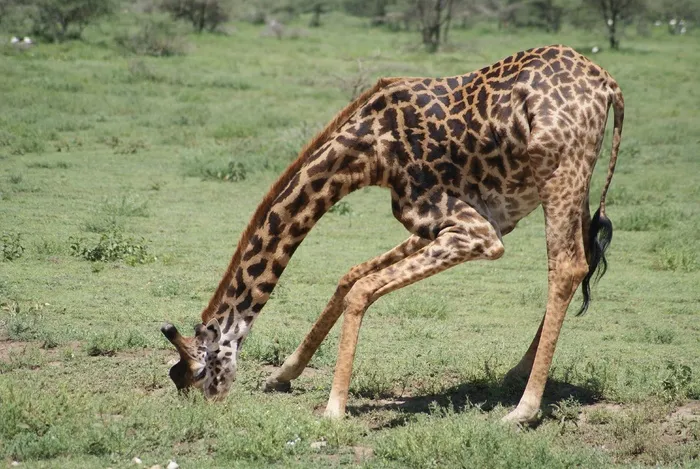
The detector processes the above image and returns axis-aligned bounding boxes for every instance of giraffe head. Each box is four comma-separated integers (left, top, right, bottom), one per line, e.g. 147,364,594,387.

161,322,206,392
161,318,238,399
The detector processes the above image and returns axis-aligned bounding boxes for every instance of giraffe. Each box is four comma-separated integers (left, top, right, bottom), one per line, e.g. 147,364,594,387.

161,44,624,424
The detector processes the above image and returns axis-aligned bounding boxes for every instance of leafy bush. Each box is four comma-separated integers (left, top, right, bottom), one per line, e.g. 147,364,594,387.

1,232,24,261
160,0,231,33
660,362,693,402
70,231,154,265
115,17,188,57
5,0,116,42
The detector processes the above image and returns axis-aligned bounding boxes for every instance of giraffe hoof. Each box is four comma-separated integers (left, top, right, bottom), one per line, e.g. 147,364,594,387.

262,378,292,393
323,406,344,419
501,405,539,426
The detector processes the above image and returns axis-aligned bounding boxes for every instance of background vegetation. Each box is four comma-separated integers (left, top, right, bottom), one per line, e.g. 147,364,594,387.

0,0,699,467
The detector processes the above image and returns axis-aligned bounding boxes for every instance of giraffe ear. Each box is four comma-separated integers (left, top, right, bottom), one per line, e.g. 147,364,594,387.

203,318,222,350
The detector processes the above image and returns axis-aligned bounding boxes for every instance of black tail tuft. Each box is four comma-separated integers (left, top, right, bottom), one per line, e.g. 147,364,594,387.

577,208,613,316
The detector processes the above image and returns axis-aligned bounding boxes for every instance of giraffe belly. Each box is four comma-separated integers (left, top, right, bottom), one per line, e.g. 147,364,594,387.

482,179,541,236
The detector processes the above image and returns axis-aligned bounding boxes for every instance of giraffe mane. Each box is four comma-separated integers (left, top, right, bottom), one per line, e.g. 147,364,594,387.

200,77,405,322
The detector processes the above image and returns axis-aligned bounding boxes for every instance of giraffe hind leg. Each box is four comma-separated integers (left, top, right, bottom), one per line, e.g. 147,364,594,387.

325,198,505,418
263,235,428,391
503,141,594,424
503,198,591,384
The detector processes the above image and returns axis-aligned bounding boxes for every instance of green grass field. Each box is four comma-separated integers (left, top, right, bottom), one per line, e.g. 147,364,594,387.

1,12,699,468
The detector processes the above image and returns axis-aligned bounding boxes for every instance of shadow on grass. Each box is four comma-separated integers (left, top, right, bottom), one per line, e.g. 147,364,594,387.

347,377,603,429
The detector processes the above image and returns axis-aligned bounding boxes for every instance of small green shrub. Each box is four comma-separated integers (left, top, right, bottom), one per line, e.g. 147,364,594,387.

200,161,248,182
70,231,154,265
551,396,582,425
660,362,692,402
85,330,149,356
4,302,52,342
101,195,149,218
7,313,40,340
644,326,675,344
82,214,123,234
1,232,25,261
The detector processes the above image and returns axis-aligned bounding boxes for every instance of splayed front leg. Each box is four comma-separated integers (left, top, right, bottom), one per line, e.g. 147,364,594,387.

325,199,504,418
263,236,427,393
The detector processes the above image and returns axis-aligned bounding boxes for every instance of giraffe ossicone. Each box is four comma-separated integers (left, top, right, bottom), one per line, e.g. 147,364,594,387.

162,44,624,425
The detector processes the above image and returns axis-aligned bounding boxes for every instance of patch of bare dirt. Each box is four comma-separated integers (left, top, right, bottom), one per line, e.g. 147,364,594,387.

0,340,27,361
0,339,81,363
0,339,173,369
572,400,700,465
669,400,700,422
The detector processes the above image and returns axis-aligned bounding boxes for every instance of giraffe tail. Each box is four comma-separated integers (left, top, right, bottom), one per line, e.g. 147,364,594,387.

577,83,624,316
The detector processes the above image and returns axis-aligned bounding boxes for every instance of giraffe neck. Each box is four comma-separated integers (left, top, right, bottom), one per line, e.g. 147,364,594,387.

208,135,377,343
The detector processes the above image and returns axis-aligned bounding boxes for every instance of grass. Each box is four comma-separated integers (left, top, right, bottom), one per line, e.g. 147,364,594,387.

0,10,699,468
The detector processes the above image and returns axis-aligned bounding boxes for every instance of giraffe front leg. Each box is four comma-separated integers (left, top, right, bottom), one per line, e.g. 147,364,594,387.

263,236,427,392
324,202,505,418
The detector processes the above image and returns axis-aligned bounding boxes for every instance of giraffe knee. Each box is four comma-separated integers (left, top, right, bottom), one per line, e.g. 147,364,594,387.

461,235,504,260
336,264,366,294
343,277,375,314
486,241,505,260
